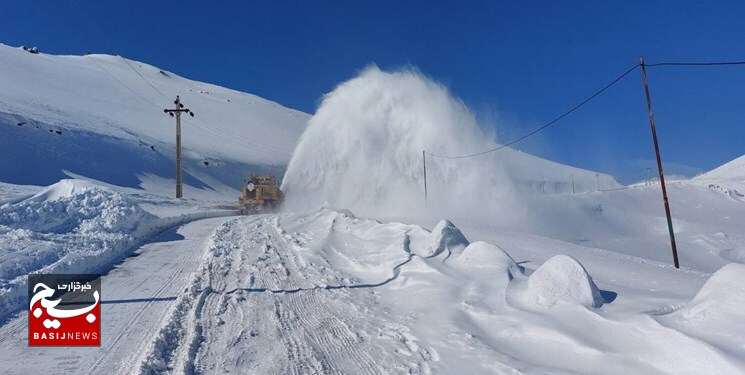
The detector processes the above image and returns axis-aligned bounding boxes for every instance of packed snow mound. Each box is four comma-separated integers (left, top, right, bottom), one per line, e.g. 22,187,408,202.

0,179,153,234
426,219,469,258
696,154,745,180
522,255,604,308
26,178,93,201
676,263,745,322
281,65,621,220
453,241,520,281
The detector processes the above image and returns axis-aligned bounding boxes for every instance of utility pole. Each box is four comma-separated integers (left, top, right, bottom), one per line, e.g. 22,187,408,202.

571,174,575,194
596,173,601,191
164,95,194,198
422,151,428,209
640,57,680,269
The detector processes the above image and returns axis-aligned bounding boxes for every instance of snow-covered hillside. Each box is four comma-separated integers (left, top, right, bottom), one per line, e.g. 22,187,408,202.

696,154,745,180
0,43,308,196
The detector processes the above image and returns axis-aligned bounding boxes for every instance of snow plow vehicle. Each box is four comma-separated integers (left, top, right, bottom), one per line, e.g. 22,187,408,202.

238,174,283,214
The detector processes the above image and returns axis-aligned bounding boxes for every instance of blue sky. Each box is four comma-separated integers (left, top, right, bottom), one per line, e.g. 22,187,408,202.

3,0,745,182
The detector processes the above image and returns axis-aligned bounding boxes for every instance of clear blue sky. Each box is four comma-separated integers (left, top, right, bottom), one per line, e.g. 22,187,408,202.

3,0,745,182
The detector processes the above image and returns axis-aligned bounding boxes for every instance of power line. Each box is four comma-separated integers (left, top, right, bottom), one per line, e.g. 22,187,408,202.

68,0,293,160
119,56,170,98
109,54,293,157
426,63,640,159
646,60,745,67
86,56,164,111
87,56,291,158
425,58,745,160
88,51,292,156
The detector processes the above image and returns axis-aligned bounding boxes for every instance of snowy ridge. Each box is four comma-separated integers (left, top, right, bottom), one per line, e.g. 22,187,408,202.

696,154,745,180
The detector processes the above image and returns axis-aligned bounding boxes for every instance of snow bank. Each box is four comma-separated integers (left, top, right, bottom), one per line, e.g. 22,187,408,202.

520,254,604,308
282,66,523,220
676,263,745,322
420,219,469,258
0,180,161,319
0,179,150,234
658,263,745,363
453,241,520,283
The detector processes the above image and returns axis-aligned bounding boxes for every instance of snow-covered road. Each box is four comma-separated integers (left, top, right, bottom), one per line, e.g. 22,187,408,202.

0,216,231,375
0,213,436,374
146,214,433,374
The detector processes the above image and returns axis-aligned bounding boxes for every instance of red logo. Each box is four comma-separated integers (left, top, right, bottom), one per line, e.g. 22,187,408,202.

28,274,101,347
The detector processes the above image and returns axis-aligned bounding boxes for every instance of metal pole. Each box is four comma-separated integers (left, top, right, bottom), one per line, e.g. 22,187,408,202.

176,107,183,198
422,150,428,209
640,57,680,269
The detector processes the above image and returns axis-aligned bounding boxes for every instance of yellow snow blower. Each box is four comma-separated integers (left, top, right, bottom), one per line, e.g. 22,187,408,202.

238,174,283,214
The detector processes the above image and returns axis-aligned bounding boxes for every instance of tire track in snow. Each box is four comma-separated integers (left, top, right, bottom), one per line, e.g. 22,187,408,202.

187,214,418,374
284,289,382,375
88,222,209,375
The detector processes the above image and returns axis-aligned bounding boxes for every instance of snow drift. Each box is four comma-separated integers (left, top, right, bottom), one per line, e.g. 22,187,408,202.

0,180,159,318
453,241,520,282
675,263,745,323
282,66,621,220
0,179,230,320
520,254,604,308
0,179,150,234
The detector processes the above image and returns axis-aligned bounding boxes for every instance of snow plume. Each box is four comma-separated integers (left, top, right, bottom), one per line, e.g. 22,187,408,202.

282,66,522,221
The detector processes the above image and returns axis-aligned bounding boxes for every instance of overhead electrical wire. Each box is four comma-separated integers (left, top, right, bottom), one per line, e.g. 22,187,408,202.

68,0,293,159
425,63,641,159
425,58,745,160
89,56,291,156
86,54,292,158
645,61,745,67
118,61,293,158
119,56,169,98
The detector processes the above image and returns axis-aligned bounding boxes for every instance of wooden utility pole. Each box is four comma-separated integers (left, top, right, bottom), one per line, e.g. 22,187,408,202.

640,57,680,269
164,95,194,198
422,151,428,209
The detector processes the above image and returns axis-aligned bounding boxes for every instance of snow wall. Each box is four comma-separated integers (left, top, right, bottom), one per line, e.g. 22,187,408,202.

282,66,524,221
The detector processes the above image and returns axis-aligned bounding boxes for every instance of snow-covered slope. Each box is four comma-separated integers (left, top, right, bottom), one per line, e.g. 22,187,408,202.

0,43,309,195
282,66,622,220
696,154,745,180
